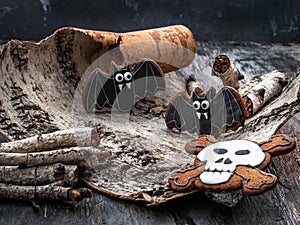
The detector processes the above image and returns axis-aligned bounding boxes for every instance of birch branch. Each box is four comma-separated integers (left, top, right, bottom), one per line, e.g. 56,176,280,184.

0,127,100,153
0,164,77,186
0,147,112,167
0,183,91,201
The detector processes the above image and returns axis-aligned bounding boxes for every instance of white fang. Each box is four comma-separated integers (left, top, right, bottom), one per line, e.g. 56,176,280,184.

118,84,123,91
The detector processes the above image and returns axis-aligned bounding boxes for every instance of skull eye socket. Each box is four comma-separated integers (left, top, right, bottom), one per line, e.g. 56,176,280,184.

213,148,228,154
124,72,132,81
193,101,201,110
235,150,250,155
201,100,210,110
115,73,124,82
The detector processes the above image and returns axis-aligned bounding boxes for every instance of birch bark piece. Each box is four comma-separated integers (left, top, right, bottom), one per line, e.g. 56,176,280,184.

0,71,299,205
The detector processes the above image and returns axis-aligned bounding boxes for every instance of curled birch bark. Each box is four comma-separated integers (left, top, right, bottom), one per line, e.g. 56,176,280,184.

241,70,288,117
0,127,100,153
0,183,91,201
0,164,77,186
212,55,244,89
83,25,196,73
0,147,112,167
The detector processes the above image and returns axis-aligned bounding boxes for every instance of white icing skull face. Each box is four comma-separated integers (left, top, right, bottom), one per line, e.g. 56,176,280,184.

197,140,265,185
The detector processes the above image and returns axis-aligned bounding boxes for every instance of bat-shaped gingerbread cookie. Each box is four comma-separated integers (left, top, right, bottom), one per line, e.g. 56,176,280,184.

169,134,296,195
82,58,165,112
165,86,247,135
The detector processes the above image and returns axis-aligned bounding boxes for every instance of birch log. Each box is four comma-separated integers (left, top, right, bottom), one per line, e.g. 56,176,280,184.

240,70,288,117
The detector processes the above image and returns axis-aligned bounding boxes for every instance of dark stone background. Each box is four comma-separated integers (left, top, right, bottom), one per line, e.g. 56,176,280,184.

0,0,300,43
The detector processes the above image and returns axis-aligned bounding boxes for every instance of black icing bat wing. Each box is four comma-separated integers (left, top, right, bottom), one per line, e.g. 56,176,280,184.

132,58,165,98
82,59,165,112
165,92,199,134
82,69,116,112
210,86,247,133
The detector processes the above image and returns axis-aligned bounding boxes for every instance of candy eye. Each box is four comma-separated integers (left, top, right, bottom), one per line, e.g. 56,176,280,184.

124,72,132,81
201,100,210,110
193,101,201,110
115,73,124,82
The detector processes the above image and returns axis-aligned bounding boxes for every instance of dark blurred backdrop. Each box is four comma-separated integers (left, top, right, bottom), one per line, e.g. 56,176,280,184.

0,0,300,43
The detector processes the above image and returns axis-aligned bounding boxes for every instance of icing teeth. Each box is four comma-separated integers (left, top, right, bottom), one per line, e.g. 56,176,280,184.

204,168,233,173
118,84,123,91
126,83,131,89
196,112,208,119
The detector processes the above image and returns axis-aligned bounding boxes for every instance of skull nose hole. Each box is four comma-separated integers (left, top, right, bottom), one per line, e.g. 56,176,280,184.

214,158,224,163
235,150,250,155
224,158,233,164
213,148,228,154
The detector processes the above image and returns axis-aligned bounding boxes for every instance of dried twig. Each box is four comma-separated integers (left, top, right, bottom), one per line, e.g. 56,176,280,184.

0,164,77,186
0,183,91,201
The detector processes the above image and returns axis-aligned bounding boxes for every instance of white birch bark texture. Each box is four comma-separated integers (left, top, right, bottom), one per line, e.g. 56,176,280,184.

240,70,288,117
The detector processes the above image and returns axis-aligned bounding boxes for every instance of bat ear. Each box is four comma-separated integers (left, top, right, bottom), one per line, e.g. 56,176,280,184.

206,87,216,101
194,87,204,95
192,87,204,100
111,61,119,74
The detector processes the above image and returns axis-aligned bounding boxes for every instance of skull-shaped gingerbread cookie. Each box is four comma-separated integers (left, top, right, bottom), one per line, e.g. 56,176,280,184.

197,140,265,185
169,134,296,195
